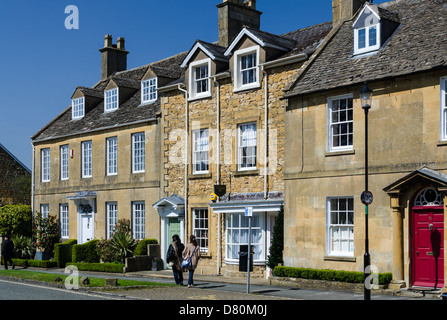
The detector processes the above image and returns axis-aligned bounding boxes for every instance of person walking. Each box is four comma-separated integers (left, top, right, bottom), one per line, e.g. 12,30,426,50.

1,235,15,270
166,234,184,285
183,235,200,288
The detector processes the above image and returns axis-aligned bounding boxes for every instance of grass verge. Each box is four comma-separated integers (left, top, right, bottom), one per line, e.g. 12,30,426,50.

0,269,175,288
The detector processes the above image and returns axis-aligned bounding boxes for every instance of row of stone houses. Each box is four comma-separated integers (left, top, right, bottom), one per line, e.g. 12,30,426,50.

31,0,447,291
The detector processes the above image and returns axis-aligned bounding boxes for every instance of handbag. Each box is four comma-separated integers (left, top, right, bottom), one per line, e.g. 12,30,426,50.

181,246,197,269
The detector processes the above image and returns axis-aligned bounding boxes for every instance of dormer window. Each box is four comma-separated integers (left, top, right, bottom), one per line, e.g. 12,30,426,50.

72,97,85,120
142,78,157,104
105,88,119,112
354,24,380,55
234,46,260,92
189,59,211,99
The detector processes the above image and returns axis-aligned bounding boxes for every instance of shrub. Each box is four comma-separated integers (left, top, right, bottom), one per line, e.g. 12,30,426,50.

54,239,77,267
111,233,137,264
72,240,100,263
12,258,58,268
0,205,32,237
97,238,120,263
12,234,35,259
134,239,158,256
32,213,60,252
273,266,392,285
66,262,124,273
267,206,284,269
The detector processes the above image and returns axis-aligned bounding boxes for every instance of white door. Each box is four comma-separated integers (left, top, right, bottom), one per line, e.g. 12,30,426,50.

81,214,94,244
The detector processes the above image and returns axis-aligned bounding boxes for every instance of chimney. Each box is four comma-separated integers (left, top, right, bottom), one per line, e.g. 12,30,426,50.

332,0,368,24
217,0,262,47
99,34,129,81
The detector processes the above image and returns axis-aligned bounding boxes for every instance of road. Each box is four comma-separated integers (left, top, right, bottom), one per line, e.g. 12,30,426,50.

0,278,124,300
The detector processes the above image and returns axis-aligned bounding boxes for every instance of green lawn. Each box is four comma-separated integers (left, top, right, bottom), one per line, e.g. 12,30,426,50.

0,269,175,288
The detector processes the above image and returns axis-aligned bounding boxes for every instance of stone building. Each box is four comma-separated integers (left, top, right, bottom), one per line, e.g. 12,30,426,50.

31,35,186,243
154,0,331,277
0,143,31,205
284,0,447,291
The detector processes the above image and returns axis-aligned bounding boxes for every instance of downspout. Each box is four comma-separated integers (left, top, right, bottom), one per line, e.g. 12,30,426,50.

178,84,189,243
31,142,35,214
262,66,268,200
212,75,221,275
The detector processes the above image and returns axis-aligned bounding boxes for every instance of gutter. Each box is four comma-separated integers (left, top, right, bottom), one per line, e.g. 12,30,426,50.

260,53,308,70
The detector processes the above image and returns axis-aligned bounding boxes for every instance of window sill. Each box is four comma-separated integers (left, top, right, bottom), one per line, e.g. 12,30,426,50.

325,149,355,157
233,169,259,177
324,255,356,262
233,83,261,93
188,93,212,102
437,140,447,147
188,173,212,180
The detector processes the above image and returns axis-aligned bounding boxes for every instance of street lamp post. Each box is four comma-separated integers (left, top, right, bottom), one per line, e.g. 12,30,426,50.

360,82,373,301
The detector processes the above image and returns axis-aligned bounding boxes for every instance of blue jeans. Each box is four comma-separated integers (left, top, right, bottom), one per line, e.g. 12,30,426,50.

173,267,183,285
188,269,195,285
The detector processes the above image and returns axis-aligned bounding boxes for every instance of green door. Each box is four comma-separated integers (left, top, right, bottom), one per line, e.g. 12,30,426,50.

168,218,181,244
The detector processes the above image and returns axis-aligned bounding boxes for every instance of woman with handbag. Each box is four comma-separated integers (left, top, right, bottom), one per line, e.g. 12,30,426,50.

166,234,184,285
182,235,201,288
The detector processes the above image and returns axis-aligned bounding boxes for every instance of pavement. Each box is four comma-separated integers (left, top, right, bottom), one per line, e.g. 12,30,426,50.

9,267,443,301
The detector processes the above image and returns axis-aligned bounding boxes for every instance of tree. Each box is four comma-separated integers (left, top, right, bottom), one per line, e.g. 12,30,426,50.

32,213,60,252
0,204,32,237
267,205,284,269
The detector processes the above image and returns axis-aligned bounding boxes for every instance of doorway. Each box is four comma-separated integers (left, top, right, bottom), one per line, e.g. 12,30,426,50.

412,188,444,288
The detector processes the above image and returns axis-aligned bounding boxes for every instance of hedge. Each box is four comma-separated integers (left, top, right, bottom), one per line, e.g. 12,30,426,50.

134,239,158,256
54,239,77,268
12,258,58,269
273,266,392,285
66,262,124,273
72,239,100,263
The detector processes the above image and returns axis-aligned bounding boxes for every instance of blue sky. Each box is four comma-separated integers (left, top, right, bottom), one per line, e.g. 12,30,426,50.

0,0,388,169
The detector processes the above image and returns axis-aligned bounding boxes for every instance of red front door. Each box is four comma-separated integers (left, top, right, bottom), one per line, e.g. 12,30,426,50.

412,206,444,288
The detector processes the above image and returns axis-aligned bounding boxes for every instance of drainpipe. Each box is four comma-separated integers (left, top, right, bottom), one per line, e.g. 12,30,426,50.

178,84,188,243
262,66,268,200
31,142,35,214
212,75,221,275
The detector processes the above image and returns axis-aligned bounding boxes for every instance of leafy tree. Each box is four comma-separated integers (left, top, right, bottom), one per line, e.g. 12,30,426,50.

0,204,32,237
267,205,284,269
32,213,60,252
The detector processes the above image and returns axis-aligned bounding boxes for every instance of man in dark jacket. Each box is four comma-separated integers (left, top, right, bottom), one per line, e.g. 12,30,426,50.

1,235,15,270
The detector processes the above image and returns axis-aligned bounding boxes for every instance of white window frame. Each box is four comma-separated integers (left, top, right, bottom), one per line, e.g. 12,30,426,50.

354,24,380,55
440,78,447,141
234,46,260,92
41,148,50,182
238,122,257,171
192,128,209,174
60,204,69,239
225,212,265,264
106,202,118,239
193,208,209,253
132,132,145,173
189,59,211,99
104,88,119,112
327,95,354,152
141,78,157,104
106,137,118,176
40,204,49,219
81,141,92,178
72,97,85,120
60,145,69,180
326,197,354,257
132,201,145,240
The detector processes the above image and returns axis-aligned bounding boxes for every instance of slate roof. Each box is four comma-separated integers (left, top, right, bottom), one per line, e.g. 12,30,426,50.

31,52,187,142
284,0,447,98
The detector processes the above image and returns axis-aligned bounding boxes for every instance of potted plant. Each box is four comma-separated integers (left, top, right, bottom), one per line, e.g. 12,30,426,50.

152,257,163,271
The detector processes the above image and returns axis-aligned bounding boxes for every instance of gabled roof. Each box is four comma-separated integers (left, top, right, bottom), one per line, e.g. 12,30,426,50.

0,143,31,173
72,87,103,99
224,27,296,56
152,194,185,209
284,0,447,98
181,40,227,68
383,167,447,193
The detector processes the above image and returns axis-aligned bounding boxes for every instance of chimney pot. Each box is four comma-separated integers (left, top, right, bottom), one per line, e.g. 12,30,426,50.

104,34,113,48
117,37,125,50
